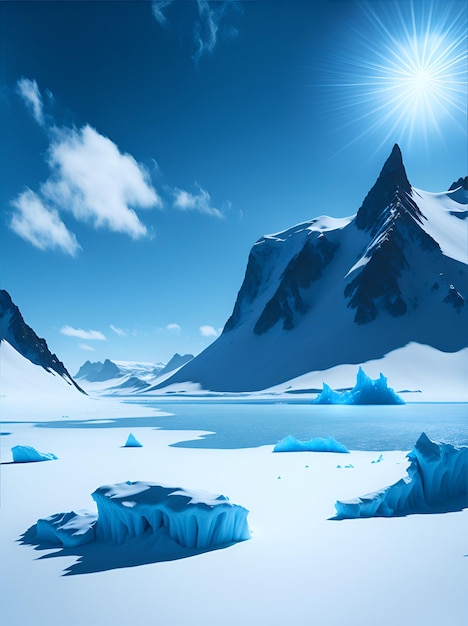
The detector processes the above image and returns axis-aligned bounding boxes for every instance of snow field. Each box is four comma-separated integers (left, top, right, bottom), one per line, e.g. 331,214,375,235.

1,415,467,626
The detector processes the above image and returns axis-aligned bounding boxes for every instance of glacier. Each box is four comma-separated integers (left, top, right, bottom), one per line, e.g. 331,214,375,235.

26,481,250,551
313,367,404,405
335,433,468,518
273,435,349,453
11,445,58,463
124,433,143,447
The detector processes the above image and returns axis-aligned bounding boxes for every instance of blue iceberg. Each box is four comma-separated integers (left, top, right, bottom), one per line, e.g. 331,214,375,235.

273,435,349,453
26,481,250,551
313,367,404,405
92,481,251,548
335,433,468,518
12,445,58,463
124,433,143,447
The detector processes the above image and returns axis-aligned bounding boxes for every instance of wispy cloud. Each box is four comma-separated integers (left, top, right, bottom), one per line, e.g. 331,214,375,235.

10,189,81,256
173,183,224,218
110,324,126,336
151,0,173,26
151,1,241,62
199,324,220,337
193,0,218,62
60,326,107,340
79,343,96,352
16,77,44,126
166,323,182,333
42,125,161,239
194,1,241,62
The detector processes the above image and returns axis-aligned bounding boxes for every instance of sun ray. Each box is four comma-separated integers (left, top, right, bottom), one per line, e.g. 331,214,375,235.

320,0,468,150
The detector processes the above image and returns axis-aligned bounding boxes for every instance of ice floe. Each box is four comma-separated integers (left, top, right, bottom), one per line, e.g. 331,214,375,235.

11,445,58,463
273,435,349,453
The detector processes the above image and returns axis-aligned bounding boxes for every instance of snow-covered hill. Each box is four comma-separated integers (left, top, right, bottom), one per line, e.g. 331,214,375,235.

149,145,468,394
0,289,84,393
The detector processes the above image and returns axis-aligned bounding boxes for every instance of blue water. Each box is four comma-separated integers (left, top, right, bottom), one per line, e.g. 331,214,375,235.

119,400,468,451
31,400,467,450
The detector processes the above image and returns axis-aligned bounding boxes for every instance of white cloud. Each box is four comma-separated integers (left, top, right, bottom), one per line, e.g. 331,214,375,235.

110,324,126,336
151,0,173,25
166,323,182,333
60,326,107,340
173,183,224,218
10,189,80,256
79,343,96,352
42,125,161,239
199,325,220,337
16,77,44,126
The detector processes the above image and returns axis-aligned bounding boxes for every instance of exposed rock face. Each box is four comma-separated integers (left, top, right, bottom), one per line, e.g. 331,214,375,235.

0,289,84,393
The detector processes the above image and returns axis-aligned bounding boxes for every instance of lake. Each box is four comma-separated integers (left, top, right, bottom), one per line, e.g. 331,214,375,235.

120,400,468,451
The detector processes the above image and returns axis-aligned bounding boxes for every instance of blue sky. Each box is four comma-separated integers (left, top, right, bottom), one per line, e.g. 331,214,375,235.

1,0,467,373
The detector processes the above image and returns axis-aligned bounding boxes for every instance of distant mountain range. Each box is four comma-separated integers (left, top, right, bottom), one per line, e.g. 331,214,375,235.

0,289,85,393
75,353,194,392
149,145,468,392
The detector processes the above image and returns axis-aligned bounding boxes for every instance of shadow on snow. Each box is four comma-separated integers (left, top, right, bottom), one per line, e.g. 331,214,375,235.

19,525,238,576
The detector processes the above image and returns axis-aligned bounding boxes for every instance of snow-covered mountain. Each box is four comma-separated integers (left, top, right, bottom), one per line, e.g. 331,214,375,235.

75,353,194,393
0,289,84,393
149,145,468,393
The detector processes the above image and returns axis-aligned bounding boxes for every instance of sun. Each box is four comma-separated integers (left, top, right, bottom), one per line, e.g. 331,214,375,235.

326,1,468,146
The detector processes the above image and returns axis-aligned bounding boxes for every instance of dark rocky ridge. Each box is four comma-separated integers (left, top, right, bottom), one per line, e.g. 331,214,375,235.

0,289,85,393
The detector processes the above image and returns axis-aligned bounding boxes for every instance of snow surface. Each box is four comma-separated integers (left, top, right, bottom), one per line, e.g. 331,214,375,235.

0,339,166,421
124,433,143,447
412,188,468,264
313,367,404,405
335,433,468,518
92,481,250,548
273,435,349,453
11,445,58,463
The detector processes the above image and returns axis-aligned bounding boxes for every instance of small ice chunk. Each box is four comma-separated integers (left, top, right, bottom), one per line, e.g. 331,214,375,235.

313,367,404,405
124,433,143,448
371,454,384,464
35,510,97,547
273,435,349,453
12,445,58,463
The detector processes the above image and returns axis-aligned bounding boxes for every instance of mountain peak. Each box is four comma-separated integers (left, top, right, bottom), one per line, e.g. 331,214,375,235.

355,144,411,232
